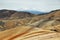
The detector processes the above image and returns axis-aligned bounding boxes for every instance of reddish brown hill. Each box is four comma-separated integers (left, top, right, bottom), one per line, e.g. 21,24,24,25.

0,9,35,19
10,11,34,19
0,9,16,18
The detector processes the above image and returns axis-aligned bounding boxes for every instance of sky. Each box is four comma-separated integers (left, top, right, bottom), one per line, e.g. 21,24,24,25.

0,0,60,12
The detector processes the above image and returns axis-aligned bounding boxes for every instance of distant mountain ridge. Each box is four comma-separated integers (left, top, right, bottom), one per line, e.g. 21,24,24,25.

18,10,46,14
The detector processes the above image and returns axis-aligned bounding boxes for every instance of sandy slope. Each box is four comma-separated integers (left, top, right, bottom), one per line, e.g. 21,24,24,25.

0,25,60,40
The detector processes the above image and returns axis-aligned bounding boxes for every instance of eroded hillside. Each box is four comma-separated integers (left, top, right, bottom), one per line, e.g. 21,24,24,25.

0,9,60,40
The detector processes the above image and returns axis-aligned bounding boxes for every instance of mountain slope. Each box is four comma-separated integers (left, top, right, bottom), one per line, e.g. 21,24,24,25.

0,9,60,40
0,9,35,19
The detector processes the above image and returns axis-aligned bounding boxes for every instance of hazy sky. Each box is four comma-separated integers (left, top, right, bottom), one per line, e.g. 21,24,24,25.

0,0,60,12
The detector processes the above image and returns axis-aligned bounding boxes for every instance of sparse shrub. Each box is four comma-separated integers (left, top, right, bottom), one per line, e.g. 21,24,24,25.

0,21,5,26
4,21,17,29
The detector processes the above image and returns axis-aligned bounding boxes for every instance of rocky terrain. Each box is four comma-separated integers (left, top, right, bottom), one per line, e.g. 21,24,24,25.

0,9,35,19
0,9,60,40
